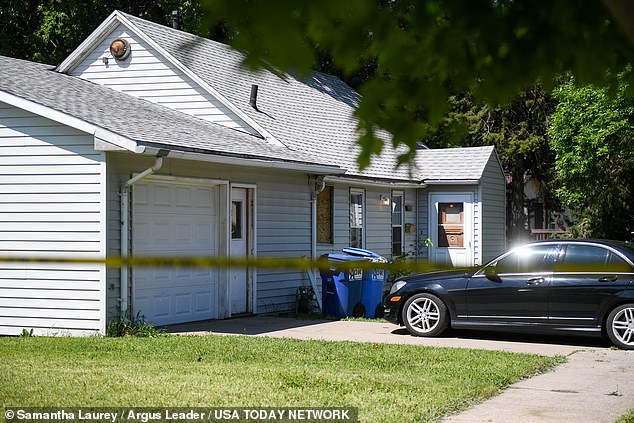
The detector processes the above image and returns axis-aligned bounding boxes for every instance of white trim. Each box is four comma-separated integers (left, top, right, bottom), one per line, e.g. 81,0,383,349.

230,183,258,315
143,174,229,188
477,183,484,266
94,128,144,153
350,188,366,249
162,148,344,175
97,153,108,335
429,192,475,267
0,90,145,155
0,91,96,135
325,175,426,188
58,11,283,147
391,190,404,257
424,179,480,185
57,11,122,72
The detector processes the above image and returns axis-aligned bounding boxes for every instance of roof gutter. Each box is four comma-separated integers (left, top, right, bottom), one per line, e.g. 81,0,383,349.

323,175,427,189
423,179,480,185
158,148,346,175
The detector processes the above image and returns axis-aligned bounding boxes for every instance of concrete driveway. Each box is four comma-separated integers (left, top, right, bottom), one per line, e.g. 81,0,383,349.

165,316,634,423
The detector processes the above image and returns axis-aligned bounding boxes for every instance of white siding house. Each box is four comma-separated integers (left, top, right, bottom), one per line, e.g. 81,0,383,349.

0,101,106,336
0,11,506,335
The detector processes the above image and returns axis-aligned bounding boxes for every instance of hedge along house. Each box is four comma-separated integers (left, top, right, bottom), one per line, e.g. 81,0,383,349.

0,11,505,336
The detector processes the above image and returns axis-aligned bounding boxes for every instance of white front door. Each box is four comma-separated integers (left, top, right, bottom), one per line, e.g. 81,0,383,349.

430,193,474,267
230,188,249,314
132,182,218,325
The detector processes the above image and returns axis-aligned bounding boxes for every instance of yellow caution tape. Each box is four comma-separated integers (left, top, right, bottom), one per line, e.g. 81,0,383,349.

0,255,452,274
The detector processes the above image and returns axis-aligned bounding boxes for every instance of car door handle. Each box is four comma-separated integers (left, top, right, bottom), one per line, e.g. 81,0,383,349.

526,277,545,286
598,276,618,282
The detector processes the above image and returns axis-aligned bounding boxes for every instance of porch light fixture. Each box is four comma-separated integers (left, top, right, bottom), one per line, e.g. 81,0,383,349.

380,195,390,206
110,37,131,61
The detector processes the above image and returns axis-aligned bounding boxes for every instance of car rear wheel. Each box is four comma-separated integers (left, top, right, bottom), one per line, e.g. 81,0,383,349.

606,303,634,350
402,293,448,337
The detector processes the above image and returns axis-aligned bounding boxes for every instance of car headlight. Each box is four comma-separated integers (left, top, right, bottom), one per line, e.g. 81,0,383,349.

389,280,407,294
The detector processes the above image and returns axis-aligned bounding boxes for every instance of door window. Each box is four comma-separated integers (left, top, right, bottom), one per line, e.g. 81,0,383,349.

350,189,364,248
391,191,403,255
438,203,464,247
495,244,560,274
231,201,243,239
559,245,632,272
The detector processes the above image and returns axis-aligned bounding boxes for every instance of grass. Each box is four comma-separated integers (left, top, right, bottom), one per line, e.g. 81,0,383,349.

0,335,562,423
618,409,634,423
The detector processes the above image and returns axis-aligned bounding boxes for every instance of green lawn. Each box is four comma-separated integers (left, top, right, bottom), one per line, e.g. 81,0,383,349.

618,409,634,423
0,335,562,422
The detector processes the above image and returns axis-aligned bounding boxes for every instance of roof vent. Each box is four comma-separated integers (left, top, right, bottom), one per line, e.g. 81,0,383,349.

109,38,131,61
249,84,259,111
171,10,182,30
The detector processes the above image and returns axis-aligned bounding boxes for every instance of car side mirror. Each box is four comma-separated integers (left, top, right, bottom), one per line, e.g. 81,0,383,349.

485,266,502,282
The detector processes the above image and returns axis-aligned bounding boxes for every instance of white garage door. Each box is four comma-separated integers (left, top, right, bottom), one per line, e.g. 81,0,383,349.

132,182,218,325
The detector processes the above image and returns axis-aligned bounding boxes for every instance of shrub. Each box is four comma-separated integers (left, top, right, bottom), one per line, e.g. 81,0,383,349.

106,312,164,337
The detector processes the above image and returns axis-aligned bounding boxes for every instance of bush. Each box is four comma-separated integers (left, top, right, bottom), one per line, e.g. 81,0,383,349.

106,312,164,337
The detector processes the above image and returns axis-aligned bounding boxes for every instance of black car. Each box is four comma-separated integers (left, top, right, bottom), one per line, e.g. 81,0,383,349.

383,239,634,350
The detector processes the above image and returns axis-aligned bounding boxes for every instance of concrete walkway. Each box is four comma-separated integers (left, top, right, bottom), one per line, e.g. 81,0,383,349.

165,316,634,423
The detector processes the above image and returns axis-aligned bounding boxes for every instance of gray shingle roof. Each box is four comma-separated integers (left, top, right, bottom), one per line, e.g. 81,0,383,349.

416,146,496,182
120,12,497,183
0,55,339,169
123,12,416,181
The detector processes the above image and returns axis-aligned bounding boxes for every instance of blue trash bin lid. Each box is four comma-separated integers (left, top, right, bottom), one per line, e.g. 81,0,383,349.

325,253,368,263
341,247,387,263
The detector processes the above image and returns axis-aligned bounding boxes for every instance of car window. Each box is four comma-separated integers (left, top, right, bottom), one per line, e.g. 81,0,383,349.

495,244,559,274
558,245,632,272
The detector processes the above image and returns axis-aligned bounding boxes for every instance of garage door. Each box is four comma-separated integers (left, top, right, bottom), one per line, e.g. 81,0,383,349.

132,182,218,325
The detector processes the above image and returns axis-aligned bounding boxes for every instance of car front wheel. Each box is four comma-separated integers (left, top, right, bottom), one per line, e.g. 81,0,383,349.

402,293,448,337
606,303,634,350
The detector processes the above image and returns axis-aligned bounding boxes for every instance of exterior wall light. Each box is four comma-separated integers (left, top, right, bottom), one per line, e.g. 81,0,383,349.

380,195,390,206
110,38,131,61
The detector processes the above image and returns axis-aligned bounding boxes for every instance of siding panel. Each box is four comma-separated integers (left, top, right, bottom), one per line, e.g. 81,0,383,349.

480,154,507,262
71,25,258,135
0,102,106,336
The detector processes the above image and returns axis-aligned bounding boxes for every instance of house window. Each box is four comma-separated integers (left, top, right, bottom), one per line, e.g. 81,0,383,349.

438,203,464,247
317,186,333,244
392,191,404,256
350,189,365,248
231,200,243,239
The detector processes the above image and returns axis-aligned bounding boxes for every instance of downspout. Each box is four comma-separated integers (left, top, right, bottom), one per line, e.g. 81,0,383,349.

120,150,169,317
309,176,326,310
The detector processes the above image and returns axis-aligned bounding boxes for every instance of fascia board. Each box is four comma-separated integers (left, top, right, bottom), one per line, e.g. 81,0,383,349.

324,175,426,189
149,148,346,175
114,14,283,147
0,90,143,154
0,90,97,135
424,179,480,185
56,11,122,73
94,128,144,153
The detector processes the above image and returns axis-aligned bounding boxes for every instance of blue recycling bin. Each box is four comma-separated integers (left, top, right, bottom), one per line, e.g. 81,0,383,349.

320,253,365,318
342,248,388,318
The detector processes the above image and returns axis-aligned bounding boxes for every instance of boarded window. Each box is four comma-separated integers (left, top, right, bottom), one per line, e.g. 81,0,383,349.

317,186,333,244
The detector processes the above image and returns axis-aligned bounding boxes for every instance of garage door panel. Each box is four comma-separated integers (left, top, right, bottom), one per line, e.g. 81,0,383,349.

153,185,171,205
175,187,192,207
175,293,192,316
195,292,212,312
153,295,170,318
132,182,218,326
